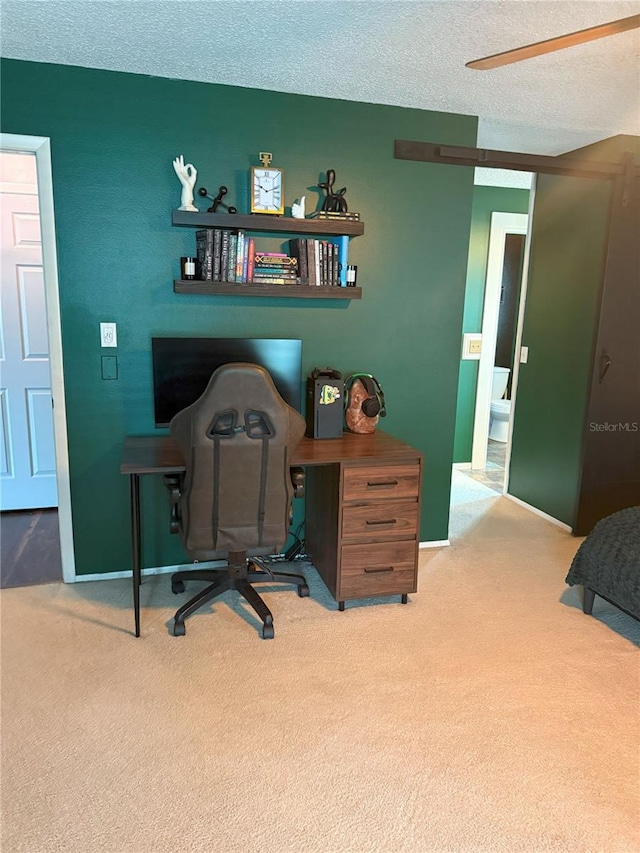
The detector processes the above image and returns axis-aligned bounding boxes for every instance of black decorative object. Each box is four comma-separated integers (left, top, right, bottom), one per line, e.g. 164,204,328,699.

198,185,237,214
318,169,348,214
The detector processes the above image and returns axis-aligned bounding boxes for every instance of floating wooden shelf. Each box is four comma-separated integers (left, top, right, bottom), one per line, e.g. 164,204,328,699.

172,210,364,237
174,280,362,299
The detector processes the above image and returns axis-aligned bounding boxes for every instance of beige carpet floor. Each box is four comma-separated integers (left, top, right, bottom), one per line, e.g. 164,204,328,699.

1,491,639,853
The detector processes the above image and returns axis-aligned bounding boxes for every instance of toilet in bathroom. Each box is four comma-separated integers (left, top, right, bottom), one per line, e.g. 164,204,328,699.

489,366,511,443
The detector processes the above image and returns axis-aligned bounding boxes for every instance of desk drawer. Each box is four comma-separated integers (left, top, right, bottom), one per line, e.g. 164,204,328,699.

342,500,419,540
342,464,420,502
340,540,417,598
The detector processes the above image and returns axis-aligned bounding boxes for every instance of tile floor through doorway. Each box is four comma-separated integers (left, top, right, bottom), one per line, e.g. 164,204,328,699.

463,439,506,494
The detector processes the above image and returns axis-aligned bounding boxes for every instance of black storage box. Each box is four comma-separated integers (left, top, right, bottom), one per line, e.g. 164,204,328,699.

306,367,344,439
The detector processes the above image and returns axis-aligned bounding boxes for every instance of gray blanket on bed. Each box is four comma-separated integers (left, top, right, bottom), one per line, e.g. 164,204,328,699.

565,506,640,619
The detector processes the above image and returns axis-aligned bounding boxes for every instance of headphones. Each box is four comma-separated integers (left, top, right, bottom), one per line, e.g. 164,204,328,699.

344,373,386,418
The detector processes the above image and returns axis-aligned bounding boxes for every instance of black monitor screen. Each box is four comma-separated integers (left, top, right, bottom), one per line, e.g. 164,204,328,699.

151,337,303,428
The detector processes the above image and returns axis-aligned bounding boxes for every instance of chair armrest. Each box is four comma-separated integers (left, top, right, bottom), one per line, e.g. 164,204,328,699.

290,466,305,499
162,474,183,534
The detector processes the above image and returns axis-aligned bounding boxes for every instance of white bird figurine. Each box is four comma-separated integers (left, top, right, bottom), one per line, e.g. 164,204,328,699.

291,196,306,219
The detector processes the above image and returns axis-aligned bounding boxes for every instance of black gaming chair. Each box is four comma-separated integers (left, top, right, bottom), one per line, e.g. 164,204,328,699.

164,362,308,639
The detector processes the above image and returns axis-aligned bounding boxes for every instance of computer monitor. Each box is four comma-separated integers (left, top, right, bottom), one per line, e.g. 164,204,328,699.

151,337,303,428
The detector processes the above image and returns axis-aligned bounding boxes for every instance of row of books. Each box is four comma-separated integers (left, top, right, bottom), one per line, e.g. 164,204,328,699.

196,229,258,283
194,229,350,286
287,237,347,287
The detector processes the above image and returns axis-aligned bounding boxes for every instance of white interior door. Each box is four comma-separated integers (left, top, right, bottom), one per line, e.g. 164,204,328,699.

0,151,58,510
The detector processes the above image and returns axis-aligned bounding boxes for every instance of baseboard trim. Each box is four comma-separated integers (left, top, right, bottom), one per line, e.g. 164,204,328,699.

504,493,573,532
452,462,472,470
76,542,453,582
74,560,227,583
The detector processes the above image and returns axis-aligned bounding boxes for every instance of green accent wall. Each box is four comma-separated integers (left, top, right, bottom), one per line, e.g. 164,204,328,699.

1,59,477,574
508,173,612,524
453,185,530,463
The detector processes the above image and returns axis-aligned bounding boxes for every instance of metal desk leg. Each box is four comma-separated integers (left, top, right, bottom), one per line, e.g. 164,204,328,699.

130,473,142,637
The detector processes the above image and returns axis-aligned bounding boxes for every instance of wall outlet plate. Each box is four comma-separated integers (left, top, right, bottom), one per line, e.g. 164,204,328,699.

101,356,118,380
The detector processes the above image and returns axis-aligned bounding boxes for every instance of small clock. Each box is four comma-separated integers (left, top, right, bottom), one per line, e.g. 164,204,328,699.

251,152,284,215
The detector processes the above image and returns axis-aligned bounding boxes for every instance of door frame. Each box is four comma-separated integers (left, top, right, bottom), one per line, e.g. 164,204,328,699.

471,211,529,471
1,133,75,582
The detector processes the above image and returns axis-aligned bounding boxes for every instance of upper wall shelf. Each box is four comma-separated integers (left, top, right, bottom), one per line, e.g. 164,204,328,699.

172,210,365,237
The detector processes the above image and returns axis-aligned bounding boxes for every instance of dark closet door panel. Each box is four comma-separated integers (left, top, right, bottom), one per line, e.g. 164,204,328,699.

575,162,640,535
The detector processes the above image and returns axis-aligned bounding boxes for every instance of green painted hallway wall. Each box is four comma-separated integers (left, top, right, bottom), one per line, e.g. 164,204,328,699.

1,59,477,575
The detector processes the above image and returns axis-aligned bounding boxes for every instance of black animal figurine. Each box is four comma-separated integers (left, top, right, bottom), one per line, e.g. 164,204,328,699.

198,185,237,214
318,169,348,213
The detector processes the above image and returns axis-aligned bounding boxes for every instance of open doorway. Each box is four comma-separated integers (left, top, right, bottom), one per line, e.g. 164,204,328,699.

469,211,529,491
0,135,75,587
451,173,532,508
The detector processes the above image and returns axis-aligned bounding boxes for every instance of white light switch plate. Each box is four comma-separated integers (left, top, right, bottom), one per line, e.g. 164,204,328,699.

461,333,482,360
100,322,117,347
520,345,529,363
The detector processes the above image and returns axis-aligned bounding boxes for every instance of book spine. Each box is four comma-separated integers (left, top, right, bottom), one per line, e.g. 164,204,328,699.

305,240,313,286
254,254,297,267
220,230,230,281
235,230,245,282
251,270,298,279
333,242,339,285
227,233,237,282
213,229,222,281
322,241,329,286
251,277,298,285
303,239,310,284
254,262,298,272
242,235,249,282
314,239,321,286
247,237,255,282
337,235,349,286
307,240,316,286
195,229,214,281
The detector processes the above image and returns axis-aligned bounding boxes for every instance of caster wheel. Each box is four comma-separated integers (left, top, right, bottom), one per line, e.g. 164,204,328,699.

172,579,185,594
173,620,186,637
297,583,310,598
262,623,275,640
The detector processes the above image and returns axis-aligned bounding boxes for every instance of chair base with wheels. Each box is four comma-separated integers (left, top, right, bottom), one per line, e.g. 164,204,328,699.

171,550,309,639
166,363,309,640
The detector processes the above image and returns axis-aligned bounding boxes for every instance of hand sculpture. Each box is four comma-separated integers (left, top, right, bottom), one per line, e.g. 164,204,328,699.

291,196,306,219
172,155,198,211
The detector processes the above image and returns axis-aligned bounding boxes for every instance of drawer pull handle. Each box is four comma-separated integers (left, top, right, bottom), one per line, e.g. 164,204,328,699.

364,566,394,574
366,480,398,488
365,519,397,526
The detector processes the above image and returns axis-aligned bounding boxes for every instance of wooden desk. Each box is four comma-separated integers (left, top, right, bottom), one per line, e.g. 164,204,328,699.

121,431,423,635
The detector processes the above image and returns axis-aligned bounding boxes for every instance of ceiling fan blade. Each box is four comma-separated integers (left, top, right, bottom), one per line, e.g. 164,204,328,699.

466,14,640,70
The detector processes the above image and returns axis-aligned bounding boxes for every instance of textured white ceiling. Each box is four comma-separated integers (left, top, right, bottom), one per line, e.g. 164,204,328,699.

2,0,639,165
